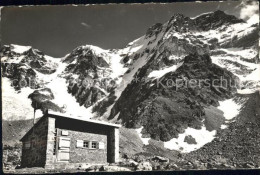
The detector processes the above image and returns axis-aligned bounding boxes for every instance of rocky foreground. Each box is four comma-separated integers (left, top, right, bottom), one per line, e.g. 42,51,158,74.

3,92,260,172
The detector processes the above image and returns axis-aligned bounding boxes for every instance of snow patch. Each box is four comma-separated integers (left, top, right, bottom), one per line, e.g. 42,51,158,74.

2,77,42,120
114,52,149,98
37,88,53,96
128,45,143,53
11,44,31,54
190,11,214,19
211,54,259,84
237,88,259,94
35,61,95,119
148,62,183,79
164,125,216,153
242,67,260,82
217,98,242,121
169,55,184,60
47,77,94,118
109,52,128,79
83,45,108,56
222,48,257,59
135,127,150,145
220,124,228,129
47,64,94,118
118,36,145,56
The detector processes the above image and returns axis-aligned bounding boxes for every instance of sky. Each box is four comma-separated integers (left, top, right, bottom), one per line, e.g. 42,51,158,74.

0,1,258,57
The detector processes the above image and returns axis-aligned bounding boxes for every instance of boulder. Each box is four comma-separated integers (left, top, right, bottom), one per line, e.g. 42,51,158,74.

184,135,197,144
129,160,138,167
165,163,179,170
243,163,255,169
85,165,102,172
151,156,169,163
135,162,153,171
99,165,131,172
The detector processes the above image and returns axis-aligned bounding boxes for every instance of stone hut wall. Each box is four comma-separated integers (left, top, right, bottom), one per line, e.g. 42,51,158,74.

21,117,49,167
55,128,107,164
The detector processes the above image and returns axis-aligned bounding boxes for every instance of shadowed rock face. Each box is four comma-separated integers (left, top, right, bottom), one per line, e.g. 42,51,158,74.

145,23,163,39
109,53,239,141
221,26,259,48
63,46,115,108
1,46,57,73
194,10,245,31
93,11,258,142
155,10,245,34
1,45,58,90
63,46,109,68
166,14,197,33
1,63,37,90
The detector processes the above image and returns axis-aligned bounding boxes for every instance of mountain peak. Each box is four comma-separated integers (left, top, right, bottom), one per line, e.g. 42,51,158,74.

64,44,110,65
169,13,191,23
213,10,225,15
170,13,186,19
145,23,163,38
164,13,195,33
164,10,243,33
194,10,245,31
24,47,44,57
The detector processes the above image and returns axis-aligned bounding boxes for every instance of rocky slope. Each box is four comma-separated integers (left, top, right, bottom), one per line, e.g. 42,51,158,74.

98,10,259,145
109,53,239,142
184,92,260,168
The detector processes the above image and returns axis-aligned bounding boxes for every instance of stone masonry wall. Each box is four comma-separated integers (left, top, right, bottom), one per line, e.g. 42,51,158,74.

21,117,49,167
49,116,112,165
107,128,120,163
21,115,120,169
45,117,56,168
56,129,107,164
44,115,119,168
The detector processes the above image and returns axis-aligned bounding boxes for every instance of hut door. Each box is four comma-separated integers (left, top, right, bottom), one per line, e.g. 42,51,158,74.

57,137,70,161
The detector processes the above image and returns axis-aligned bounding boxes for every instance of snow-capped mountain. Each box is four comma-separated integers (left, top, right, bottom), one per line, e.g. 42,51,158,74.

96,10,259,147
1,10,259,154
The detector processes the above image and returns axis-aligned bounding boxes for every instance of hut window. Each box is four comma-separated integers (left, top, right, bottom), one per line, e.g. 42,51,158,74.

77,140,100,149
91,142,98,149
83,141,89,148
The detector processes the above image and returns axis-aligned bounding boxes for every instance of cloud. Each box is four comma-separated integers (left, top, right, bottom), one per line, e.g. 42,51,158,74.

239,0,259,25
81,22,91,29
